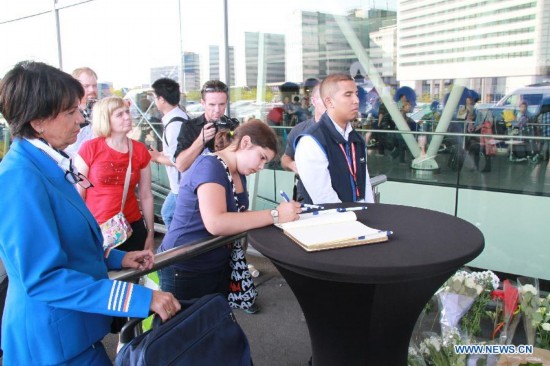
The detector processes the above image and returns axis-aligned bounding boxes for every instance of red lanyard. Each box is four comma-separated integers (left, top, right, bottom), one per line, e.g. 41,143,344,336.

338,143,360,199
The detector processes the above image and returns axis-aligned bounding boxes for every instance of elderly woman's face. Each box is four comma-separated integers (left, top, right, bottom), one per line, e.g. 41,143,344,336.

37,98,84,150
109,106,133,134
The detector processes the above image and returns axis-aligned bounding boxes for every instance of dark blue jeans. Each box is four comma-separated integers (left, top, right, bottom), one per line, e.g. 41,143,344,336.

158,265,231,301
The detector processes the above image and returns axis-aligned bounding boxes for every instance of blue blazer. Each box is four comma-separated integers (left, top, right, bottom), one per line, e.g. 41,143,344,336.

0,139,153,365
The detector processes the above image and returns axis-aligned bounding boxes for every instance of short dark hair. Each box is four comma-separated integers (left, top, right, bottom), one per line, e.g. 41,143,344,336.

200,80,228,100
0,61,84,139
152,78,181,106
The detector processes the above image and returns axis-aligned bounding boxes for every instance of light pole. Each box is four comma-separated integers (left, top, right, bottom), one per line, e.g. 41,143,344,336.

53,0,63,69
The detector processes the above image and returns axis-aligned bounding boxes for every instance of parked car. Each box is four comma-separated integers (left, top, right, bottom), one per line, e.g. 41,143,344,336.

489,82,550,134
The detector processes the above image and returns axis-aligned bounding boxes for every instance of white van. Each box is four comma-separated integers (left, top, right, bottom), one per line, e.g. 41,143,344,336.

488,82,550,135
495,82,550,116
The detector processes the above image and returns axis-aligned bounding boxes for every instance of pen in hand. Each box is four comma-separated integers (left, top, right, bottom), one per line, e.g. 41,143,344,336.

280,190,291,202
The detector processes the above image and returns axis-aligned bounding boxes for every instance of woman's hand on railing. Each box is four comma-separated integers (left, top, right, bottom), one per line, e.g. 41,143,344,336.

121,249,155,271
150,290,181,322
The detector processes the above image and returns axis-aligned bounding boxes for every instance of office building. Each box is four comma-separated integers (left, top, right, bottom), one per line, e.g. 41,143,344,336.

209,45,235,86
287,9,396,83
244,32,285,86
398,0,550,101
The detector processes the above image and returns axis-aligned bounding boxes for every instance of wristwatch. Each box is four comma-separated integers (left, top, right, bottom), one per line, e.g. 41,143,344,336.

270,209,279,224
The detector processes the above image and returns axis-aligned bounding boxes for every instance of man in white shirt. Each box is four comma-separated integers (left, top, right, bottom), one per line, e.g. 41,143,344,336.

148,78,189,229
65,67,98,156
295,73,374,204
281,82,325,202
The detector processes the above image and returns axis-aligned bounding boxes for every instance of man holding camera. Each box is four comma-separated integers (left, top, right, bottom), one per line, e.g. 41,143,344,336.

173,80,230,172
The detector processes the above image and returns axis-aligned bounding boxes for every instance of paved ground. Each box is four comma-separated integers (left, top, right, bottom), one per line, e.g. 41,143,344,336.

0,232,534,365
102,252,313,366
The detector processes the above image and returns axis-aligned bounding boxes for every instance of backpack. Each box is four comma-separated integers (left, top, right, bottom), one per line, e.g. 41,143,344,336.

163,116,187,146
116,293,252,366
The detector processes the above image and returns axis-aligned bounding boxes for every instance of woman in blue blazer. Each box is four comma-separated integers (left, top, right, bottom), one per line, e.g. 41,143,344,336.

0,61,180,365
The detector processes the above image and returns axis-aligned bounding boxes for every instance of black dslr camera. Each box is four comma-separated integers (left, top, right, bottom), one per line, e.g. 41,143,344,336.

80,98,98,128
211,115,240,131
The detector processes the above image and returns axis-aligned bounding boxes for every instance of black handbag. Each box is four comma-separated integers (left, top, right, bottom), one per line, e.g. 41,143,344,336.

115,293,252,366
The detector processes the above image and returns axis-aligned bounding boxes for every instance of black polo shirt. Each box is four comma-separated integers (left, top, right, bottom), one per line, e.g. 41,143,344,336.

174,114,215,159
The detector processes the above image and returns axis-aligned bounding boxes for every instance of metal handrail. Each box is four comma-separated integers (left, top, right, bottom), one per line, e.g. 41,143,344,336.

108,232,246,282
370,174,387,188
113,174,389,281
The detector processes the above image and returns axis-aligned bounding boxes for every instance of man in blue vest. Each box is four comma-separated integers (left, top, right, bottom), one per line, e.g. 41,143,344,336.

295,73,374,204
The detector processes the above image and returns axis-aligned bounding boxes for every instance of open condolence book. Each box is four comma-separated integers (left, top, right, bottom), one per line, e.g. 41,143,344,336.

276,210,390,252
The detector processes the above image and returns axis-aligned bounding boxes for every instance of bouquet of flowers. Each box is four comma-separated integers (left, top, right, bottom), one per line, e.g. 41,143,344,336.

460,270,500,337
407,345,427,366
491,279,521,345
517,277,541,346
437,270,499,339
536,294,550,350
417,329,467,366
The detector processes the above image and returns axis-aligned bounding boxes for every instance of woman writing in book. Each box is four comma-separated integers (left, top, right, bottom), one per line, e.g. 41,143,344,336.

158,119,301,303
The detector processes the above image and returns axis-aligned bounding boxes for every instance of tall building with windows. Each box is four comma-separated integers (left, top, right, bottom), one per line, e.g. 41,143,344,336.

209,45,235,86
150,66,179,86
244,32,285,87
288,9,396,83
209,45,220,81
182,52,201,92
369,24,398,87
398,0,550,101
149,52,200,92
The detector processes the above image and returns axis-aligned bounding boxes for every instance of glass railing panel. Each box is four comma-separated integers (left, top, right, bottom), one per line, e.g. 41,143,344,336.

457,189,550,281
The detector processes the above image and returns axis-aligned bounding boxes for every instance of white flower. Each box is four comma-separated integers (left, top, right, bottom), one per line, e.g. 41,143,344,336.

429,336,441,352
464,277,476,288
520,284,538,295
480,270,500,290
542,323,550,332
419,342,429,355
475,285,483,295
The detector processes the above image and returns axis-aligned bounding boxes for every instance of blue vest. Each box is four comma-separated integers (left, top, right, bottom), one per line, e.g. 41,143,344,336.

297,113,367,204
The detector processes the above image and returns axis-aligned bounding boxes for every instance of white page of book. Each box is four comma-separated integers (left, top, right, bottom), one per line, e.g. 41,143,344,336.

284,220,384,247
277,211,357,230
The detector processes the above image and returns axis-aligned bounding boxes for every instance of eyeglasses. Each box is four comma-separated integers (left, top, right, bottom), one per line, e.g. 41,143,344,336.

65,170,94,189
202,87,228,93
201,82,228,95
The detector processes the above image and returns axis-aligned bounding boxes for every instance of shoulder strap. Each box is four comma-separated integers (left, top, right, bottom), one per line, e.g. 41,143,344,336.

164,116,187,146
207,153,243,212
121,139,132,211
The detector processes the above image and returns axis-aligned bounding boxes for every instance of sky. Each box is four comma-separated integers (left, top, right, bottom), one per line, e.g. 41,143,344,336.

0,0,396,89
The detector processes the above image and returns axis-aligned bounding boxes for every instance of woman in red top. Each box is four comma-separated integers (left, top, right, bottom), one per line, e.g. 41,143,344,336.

76,97,155,252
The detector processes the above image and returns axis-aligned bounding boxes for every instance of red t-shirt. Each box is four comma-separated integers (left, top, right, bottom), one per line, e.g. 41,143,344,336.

79,137,151,224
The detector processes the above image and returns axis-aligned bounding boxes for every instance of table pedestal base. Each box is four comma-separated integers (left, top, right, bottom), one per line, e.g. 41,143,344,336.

275,263,455,366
